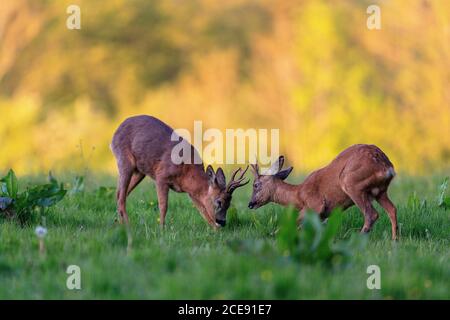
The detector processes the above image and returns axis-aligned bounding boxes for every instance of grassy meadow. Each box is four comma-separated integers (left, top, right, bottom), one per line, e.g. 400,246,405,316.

0,172,448,299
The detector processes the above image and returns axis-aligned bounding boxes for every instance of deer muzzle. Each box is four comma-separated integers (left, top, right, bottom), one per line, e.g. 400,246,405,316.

215,219,226,227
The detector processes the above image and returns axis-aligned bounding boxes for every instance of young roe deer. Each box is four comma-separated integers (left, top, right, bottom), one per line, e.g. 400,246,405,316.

248,144,398,240
111,115,249,228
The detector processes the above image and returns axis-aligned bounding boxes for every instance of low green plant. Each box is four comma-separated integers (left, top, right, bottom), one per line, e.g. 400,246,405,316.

0,169,66,224
437,177,450,209
69,175,85,195
228,207,366,267
277,207,367,266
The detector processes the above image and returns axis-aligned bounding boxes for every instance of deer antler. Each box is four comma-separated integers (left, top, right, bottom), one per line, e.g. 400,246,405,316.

250,163,259,177
227,166,249,193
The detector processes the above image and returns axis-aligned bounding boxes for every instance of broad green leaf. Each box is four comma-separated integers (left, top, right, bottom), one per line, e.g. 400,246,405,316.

1,169,18,198
300,211,322,251
0,171,66,223
316,208,343,259
321,209,343,243
0,182,7,196
26,183,65,206
276,206,299,255
35,189,67,207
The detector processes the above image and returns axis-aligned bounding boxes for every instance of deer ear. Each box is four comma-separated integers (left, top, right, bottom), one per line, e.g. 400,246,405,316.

215,167,226,190
266,155,285,175
277,155,285,170
206,165,216,186
275,166,293,180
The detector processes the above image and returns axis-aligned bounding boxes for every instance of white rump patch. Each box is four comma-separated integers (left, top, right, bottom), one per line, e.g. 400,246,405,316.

371,188,380,196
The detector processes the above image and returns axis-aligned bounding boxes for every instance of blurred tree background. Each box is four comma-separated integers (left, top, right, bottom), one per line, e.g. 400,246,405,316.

0,0,449,175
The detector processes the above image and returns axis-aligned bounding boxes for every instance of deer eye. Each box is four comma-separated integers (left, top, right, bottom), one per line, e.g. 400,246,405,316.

253,182,261,189
215,200,222,209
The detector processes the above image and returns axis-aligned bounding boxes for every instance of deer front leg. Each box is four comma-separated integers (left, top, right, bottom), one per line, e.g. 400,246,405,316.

296,198,325,226
191,198,218,229
297,207,306,226
156,182,169,228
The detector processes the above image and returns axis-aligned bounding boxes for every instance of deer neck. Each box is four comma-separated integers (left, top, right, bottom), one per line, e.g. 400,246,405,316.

181,165,210,200
272,180,301,209
180,165,216,224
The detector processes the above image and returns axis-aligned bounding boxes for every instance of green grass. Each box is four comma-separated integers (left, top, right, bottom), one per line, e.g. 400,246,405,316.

0,173,448,299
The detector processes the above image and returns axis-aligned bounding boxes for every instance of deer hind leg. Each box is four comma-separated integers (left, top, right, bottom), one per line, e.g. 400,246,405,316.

376,192,398,240
346,188,379,234
155,181,169,228
127,171,145,196
116,156,135,223
117,165,133,224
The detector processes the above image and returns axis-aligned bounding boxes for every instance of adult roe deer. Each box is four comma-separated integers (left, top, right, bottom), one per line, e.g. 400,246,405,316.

111,115,249,228
248,145,398,239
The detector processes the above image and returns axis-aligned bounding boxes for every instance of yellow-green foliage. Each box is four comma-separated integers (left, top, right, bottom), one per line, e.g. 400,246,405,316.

0,0,449,175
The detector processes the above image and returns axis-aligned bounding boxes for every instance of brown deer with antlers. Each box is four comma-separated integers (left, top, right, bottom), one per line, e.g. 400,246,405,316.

111,115,248,228
248,145,398,240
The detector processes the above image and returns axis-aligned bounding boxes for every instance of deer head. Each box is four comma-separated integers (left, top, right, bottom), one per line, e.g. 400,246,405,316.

205,165,249,227
248,156,293,209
